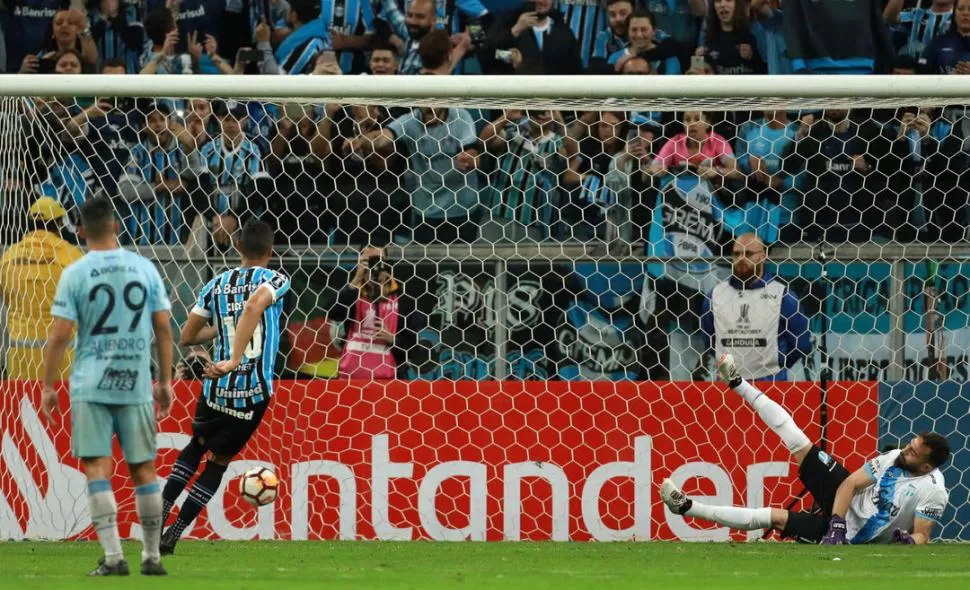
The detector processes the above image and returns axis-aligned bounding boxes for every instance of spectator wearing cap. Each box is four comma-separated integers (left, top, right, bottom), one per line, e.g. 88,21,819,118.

198,100,266,250
0,198,82,380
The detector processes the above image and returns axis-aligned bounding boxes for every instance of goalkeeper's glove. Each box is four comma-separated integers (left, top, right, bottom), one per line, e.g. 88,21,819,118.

821,516,848,545
892,528,917,545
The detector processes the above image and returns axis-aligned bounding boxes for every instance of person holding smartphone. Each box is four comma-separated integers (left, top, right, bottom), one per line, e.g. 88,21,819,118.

329,247,416,380
483,0,582,74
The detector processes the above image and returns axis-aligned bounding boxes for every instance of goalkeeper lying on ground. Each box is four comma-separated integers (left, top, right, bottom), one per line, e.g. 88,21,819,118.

661,354,950,544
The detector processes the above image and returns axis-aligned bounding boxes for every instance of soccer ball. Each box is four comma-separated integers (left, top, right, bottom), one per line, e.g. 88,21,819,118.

239,467,279,507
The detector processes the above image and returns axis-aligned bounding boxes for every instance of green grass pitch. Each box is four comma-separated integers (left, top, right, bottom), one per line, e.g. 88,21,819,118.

3,541,969,589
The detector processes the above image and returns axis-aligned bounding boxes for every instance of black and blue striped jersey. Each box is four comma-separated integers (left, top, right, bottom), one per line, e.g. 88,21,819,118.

191,266,290,408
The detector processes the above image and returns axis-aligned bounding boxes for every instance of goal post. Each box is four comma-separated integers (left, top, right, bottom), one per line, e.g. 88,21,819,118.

0,74,968,542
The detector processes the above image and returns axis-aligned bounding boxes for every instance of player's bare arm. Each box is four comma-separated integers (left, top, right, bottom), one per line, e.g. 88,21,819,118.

179,311,218,346
40,317,76,422
153,310,175,419
205,284,275,378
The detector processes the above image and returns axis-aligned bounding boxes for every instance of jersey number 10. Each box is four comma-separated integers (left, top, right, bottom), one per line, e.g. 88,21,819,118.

222,317,263,360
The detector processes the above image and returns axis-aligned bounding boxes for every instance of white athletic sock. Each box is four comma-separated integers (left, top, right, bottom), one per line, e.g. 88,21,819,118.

135,481,164,562
87,479,124,565
685,501,773,531
734,378,811,453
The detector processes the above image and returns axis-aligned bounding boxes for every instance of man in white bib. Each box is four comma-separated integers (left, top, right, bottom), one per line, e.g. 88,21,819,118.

661,353,951,544
701,233,811,381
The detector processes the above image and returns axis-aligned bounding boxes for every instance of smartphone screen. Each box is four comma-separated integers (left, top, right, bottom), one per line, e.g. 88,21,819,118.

691,55,707,71
522,1,537,13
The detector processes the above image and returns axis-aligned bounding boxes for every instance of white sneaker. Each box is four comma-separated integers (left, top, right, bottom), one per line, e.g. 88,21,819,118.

660,478,691,515
716,353,741,386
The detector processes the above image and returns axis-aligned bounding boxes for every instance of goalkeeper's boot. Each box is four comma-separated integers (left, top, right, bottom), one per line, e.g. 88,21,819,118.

88,558,130,576
159,527,177,556
717,353,742,388
141,559,168,576
660,478,693,516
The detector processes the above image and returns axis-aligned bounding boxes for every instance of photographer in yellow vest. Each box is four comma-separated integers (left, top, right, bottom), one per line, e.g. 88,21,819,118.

0,197,83,380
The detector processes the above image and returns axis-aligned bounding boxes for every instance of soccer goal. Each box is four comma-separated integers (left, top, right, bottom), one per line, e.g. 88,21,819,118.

0,74,968,543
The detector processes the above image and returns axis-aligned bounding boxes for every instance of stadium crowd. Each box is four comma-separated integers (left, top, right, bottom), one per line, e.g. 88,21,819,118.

1,0,969,252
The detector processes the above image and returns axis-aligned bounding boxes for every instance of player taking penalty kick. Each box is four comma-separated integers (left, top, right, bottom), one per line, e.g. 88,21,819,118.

661,354,951,545
159,220,289,554
42,197,174,576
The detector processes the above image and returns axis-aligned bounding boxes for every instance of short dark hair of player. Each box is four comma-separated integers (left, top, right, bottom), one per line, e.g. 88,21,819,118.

606,0,634,6
145,8,176,46
419,30,453,71
79,197,117,239
238,219,274,259
920,432,951,468
290,0,322,26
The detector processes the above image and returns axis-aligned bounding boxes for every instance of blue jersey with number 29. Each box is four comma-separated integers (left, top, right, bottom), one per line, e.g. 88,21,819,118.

51,249,171,405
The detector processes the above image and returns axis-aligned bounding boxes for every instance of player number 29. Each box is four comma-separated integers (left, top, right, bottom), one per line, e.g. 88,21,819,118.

222,317,263,359
88,282,147,335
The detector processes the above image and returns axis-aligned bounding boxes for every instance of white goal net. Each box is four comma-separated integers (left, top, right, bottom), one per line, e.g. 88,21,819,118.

0,75,967,543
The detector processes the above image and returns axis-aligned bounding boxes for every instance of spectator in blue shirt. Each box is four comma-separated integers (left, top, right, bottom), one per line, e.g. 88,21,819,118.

119,100,196,245
886,0,954,57
198,100,265,249
918,0,970,74
733,110,798,244
344,97,483,244
750,0,790,74
276,0,331,74
590,0,633,73
91,0,144,73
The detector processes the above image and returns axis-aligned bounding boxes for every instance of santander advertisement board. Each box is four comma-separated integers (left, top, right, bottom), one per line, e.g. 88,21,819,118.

0,380,877,542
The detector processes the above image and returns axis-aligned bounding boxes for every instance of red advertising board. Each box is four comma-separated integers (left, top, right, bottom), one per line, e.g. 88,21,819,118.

0,380,877,542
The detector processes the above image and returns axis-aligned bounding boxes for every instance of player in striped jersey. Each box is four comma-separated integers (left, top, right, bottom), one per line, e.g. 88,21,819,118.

159,220,290,555
886,0,954,57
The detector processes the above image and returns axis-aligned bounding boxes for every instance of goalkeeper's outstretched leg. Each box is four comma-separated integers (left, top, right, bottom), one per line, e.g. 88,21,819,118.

660,354,951,545
716,353,813,463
